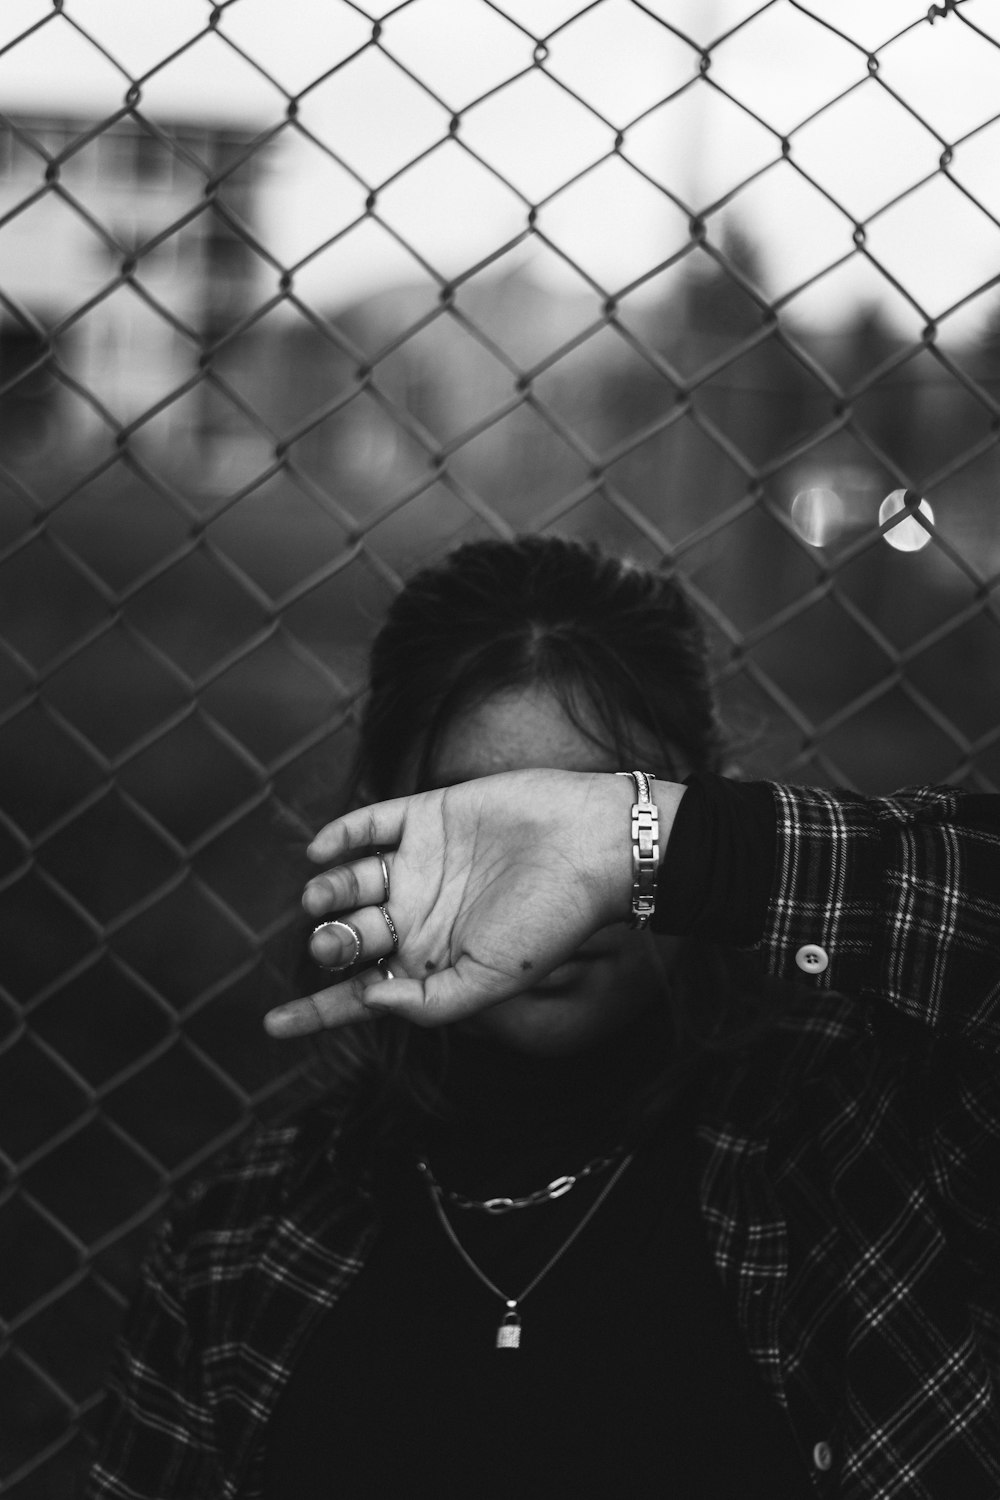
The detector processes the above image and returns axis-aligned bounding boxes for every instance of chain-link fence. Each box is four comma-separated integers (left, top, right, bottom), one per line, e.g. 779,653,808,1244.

3,0,1000,1492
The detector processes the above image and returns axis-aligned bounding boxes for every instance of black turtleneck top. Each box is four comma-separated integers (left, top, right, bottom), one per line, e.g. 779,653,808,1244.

263,1033,812,1498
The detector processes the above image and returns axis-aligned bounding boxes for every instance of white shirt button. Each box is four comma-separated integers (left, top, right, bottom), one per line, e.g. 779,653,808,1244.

795,943,829,975
812,1440,833,1471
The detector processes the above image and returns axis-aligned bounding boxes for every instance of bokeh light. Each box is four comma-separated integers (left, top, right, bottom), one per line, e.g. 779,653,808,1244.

790,486,846,548
879,488,934,552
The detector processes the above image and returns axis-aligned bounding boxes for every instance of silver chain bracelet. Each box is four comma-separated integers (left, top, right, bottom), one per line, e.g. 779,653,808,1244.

616,770,660,928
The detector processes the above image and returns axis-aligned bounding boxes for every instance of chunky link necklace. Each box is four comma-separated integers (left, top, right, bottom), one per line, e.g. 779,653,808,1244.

415,1145,627,1214
418,1150,635,1349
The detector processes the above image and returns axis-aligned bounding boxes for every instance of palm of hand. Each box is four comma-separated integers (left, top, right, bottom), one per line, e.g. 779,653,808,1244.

386,775,609,1021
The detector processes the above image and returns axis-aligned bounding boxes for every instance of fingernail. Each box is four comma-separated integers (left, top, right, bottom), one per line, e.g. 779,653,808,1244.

302,882,329,915
263,1008,296,1037
310,928,351,971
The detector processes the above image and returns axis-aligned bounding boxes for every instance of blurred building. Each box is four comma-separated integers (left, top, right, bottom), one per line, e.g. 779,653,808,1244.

0,112,271,453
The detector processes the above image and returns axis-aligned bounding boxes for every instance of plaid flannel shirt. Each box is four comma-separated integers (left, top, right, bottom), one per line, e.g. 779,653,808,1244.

86,783,1000,1500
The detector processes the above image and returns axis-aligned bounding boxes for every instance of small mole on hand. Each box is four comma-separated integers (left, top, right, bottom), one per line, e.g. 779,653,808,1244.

520,959,534,971
424,960,435,973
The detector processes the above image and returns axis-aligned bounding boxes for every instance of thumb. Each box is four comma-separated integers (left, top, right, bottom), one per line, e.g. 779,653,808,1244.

361,961,505,1026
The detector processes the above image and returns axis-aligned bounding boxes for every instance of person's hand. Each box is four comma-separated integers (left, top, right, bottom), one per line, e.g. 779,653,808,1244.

263,769,683,1037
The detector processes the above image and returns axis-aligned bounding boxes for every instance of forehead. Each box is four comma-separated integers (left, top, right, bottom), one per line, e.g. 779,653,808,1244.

429,682,633,784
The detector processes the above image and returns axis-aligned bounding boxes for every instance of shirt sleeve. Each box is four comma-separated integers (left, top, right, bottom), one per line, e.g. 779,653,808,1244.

761,784,1000,1044
656,776,1000,1047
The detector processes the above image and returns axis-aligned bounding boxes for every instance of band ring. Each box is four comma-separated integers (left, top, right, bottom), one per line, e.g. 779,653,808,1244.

312,918,363,969
377,958,396,982
378,904,399,952
375,850,391,904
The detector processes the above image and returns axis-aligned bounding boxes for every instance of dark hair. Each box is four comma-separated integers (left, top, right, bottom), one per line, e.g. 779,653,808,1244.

358,534,725,800
294,535,741,1157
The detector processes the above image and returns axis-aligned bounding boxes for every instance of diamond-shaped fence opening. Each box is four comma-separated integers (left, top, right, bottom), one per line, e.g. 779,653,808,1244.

2,0,1000,1490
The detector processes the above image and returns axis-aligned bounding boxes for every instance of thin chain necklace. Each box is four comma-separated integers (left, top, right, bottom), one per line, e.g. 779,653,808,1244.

418,1150,635,1349
415,1145,627,1214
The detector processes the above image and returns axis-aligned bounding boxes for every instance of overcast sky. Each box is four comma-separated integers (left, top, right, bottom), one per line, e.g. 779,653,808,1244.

1,0,998,336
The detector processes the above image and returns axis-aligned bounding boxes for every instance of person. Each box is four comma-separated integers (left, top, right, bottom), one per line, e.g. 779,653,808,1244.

86,535,1000,1500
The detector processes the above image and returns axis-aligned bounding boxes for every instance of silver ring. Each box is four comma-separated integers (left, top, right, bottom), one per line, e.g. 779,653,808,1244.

312,918,362,969
375,850,391,904
378,904,399,952
377,958,396,982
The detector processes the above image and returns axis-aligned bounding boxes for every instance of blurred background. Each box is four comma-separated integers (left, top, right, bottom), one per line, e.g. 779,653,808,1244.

2,0,999,1491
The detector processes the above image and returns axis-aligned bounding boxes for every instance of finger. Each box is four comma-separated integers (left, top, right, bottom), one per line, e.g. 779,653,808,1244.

302,853,395,919
266,961,511,1037
356,961,507,1028
306,798,410,864
264,965,411,1038
308,904,400,970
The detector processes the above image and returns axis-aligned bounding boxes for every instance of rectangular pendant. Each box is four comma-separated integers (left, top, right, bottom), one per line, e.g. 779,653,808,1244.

496,1310,521,1349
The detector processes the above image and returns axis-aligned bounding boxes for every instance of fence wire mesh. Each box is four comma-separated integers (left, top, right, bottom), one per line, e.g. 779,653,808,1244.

2,0,1000,1491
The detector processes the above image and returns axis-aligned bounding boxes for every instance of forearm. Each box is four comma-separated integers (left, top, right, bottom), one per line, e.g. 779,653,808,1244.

653,774,776,945
279,768,1000,1039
